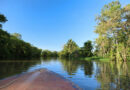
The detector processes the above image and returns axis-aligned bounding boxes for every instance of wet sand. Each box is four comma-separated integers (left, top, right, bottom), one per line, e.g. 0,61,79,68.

0,69,80,90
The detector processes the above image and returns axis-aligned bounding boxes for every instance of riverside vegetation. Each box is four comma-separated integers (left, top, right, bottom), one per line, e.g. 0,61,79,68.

0,1,130,62
0,15,42,60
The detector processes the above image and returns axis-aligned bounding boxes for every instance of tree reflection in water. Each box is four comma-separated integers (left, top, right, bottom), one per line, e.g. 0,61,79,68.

59,58,93,76
0,60,41,79
95,61,130,90
59,58,130,90
0,58,130,90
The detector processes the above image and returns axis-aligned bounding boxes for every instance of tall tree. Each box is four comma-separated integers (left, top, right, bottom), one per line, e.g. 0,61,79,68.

94,1,130,61
59,39,79,58
82,40,93,57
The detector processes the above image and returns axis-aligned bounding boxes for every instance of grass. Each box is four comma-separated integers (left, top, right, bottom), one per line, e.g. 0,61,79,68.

79,56,110,62
67,56,130,62
80,56,130,62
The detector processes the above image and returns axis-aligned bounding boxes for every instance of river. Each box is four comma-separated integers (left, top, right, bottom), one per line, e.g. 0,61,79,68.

0,58,130,90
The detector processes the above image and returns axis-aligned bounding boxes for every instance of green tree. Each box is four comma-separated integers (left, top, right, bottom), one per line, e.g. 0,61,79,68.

59,39,79,58
12,33,22,40
81,40,93,57
94,1,130,61
0,29,10,59
42,50,58,58
0,14,7,28
0,14,42,60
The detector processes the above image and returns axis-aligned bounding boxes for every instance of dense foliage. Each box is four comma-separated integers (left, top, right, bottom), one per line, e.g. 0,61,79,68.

59,39,79,58
59,39,93,58
0,14,7,29
94,1,130,61
0,14,42,60
42,50,58,58
80,40,93,57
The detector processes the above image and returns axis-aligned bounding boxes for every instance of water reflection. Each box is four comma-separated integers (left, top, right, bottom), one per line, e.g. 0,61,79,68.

0,60,41,79
82,61,93,77
95,61,130,90
0,58,130,90
59,58,93,77
42,57,58,63
59,59,80,75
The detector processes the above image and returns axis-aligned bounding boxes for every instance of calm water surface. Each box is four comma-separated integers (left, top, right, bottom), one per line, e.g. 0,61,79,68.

0,58,130,90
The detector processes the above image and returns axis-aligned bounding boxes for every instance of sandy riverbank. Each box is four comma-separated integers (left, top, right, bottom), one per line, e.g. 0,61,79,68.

0,69,80,90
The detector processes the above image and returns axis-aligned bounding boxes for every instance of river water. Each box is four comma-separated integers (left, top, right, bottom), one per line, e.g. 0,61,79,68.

0,58,130,90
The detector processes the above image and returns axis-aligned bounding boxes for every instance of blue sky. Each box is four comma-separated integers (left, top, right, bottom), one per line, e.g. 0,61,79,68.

0,0,130,51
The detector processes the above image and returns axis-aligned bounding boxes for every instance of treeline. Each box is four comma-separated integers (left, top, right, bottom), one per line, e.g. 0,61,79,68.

59,39,93,58
0,14,42,60
41,50,58,58
94,1,130,61
1,1,129,62
41,39,93,59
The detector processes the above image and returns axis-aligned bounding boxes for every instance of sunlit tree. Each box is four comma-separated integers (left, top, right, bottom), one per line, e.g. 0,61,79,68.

95,1,130,61
59,39,79,58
